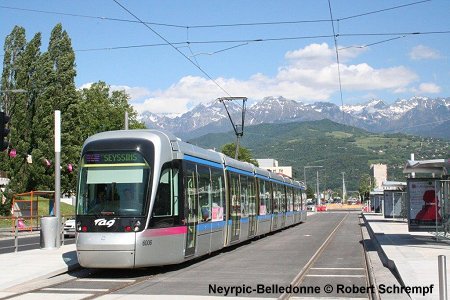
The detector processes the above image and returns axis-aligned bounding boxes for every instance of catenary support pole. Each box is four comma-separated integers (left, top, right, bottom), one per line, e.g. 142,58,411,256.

55,110,61,248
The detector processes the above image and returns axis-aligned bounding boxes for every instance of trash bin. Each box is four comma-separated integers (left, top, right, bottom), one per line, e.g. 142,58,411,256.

40,216,58,249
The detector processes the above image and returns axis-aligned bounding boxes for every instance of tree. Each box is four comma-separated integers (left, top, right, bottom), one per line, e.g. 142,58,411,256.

221,143,258,166
0,27,41,213
359,174,375,201
306,185,315,199
29,24,78,192
74,81,145,141
0,24,147,215
0,26,26,114
5,32,42,194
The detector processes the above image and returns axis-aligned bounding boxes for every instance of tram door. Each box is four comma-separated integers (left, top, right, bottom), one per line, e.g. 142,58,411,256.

184,164,198,257
229,173,241,243
271,183,278,230
248,178,257,237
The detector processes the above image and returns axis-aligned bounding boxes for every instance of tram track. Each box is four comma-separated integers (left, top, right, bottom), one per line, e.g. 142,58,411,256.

280,212,373,300
279,212,350,300
5,213,372,299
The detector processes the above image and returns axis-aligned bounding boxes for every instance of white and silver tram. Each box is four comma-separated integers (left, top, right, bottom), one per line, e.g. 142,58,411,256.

75,129,306,268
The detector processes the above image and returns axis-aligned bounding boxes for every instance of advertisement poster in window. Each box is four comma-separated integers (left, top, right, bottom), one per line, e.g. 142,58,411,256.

407,178,442,231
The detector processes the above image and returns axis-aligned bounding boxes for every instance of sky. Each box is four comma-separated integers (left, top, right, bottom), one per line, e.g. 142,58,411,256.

1,0,449,115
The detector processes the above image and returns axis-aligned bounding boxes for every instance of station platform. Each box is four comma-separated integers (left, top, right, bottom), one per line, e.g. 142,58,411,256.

362,213,449,299
0,214,448,299
0,243,78,298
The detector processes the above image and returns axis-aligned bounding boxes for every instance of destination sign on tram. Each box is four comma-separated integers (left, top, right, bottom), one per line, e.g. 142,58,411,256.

84,152,144,164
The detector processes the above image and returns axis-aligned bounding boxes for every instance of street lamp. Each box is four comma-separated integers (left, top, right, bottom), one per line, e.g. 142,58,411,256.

304,165,323,206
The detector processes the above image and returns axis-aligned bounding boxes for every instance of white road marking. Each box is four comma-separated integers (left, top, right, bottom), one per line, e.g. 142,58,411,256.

42,288,109,292
77,278,135,282
305,274,366,278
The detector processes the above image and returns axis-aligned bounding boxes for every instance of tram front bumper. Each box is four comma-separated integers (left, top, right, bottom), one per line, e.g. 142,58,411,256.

76,232,136,268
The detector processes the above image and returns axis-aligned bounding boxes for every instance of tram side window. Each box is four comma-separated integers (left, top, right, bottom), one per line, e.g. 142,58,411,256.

272,183,280,213
248,177,257,216
183,162,198,224
294,189,300,211
240,175,249,218
230,173,241,218
211,168,225,221
258,179,271,215
151,164,180,228
197,165,212,223
302,192,306,210
297,189,303,211
287,187,294,212
280,185,287,213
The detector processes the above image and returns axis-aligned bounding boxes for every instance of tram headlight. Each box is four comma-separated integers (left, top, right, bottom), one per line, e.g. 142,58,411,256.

134,220,141,232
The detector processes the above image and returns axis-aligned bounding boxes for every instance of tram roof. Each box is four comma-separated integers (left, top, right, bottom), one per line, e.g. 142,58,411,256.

403,159,449,176
82,129,178,146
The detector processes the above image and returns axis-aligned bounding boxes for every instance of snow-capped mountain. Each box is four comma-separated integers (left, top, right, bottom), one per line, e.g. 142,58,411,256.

139,96,450,140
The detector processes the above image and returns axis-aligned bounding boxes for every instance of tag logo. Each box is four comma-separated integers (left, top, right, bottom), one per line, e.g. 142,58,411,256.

94,218,115,228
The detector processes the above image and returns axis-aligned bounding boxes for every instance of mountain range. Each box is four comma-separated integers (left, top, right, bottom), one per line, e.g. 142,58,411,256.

140,96,450,140
186,119,450,191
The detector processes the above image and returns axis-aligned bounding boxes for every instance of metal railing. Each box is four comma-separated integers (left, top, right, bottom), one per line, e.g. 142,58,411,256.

0,215,74,252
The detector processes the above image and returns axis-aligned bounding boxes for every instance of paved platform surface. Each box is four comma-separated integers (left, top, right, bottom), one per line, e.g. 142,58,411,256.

363,213,449,300
0,214,448,299
0,243,78,298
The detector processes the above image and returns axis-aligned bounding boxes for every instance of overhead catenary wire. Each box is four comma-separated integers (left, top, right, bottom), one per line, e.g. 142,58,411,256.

338,35,407,50
111,0,231,98
72,30,450,53
0,0,432,29
337,0,431,21
111,0,246,139
327,0,345,124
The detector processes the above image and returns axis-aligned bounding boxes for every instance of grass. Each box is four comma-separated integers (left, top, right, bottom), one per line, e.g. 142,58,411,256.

325,131,354,139
0,198,75,230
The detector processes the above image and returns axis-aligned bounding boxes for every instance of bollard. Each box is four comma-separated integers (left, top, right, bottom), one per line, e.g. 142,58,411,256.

40,216,58,249
14,218,18,253
61,217,65,246
438,255,448,300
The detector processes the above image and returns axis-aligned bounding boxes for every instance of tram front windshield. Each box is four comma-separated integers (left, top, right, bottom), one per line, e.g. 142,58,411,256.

77,151,150,217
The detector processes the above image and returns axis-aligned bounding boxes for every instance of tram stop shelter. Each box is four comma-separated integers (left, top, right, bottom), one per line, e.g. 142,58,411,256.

403,159,450,235
369,188,384,214
382,181,407,219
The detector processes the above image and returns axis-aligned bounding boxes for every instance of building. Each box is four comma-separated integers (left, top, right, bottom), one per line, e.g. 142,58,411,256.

370,163,387,189
256,159,293,178
257,159,278,168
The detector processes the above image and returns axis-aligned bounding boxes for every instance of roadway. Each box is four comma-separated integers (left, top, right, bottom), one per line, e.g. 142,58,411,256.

5,211,372,299
0,235,75,254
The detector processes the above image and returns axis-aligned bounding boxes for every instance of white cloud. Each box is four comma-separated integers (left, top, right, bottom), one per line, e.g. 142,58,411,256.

115,43,419,114
78,82,93,90
412,82,441,94
409,45,442,60
132,97,191,115
109,85,151,101
77,83,151,101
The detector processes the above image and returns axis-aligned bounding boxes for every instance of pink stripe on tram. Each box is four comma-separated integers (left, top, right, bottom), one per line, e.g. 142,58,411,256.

144,226,187,237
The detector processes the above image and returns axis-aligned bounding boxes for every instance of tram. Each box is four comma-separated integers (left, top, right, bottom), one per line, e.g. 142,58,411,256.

75,129,306,268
